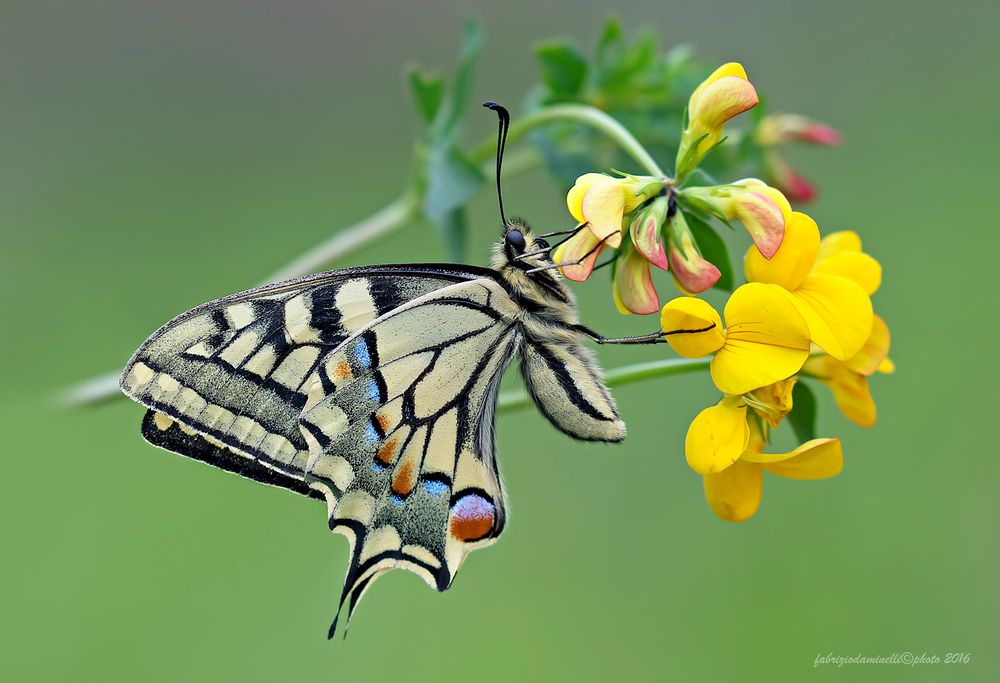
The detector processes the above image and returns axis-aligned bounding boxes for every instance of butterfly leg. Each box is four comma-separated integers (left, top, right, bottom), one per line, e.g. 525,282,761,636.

573,325,668,345
574,322,718,345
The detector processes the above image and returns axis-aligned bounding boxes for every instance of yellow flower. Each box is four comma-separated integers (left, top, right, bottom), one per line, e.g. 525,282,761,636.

803,315,894,428
660,282,810,395
676,63,759,178
814,229,883,295
680,179,791,258
703,423,843,523
566,173,649,248
746,213,875,361
684,378,797,474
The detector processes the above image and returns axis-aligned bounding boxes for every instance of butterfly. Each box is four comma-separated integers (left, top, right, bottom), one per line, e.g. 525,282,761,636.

119,103,665,636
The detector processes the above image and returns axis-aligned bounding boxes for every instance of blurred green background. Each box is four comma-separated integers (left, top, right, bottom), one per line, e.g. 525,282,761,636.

2,1,996,681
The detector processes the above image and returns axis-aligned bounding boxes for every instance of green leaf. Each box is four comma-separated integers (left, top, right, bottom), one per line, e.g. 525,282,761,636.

617,27,657,78
535,40,588,95
430,20,484,141
684,211,734,291
423,144,484,221
596,15,623,66
594,19,657,92
751,91,768,126
433,207,468,262
788,381,818,443
407,67,445,126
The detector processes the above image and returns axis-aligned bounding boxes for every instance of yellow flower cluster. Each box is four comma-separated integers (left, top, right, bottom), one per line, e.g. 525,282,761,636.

556,62,893,522
661,220,892,521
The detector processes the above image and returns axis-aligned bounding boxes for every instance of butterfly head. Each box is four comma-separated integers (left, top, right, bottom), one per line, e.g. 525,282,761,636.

493,219,546,264
491,219,573,308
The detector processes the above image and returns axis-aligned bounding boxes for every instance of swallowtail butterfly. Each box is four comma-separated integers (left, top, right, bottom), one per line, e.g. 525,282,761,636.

120,103,665,636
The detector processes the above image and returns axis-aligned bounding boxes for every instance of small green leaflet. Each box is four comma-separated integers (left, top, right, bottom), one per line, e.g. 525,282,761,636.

535,40,588,96
684,211,734,291
788,381,818,443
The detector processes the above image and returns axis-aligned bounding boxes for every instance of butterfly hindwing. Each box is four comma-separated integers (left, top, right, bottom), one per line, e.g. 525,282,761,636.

140,409,324,500
295,279,523,632
520,339,626,442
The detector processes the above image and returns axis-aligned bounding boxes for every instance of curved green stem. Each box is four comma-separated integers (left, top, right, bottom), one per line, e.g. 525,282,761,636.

496,357,709,413
473,103,666,177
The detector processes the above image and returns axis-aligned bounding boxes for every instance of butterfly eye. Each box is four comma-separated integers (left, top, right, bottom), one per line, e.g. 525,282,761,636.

505,229,526,253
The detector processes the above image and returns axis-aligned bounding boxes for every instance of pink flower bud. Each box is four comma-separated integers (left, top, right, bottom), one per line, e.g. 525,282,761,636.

756,114,841,147
629,197,669,271
666,212,721,294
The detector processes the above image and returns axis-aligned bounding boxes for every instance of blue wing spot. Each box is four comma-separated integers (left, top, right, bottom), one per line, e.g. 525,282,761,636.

364,423,379,444
354,339,372,369
366,380,381,402
390,493,405,505
371,461,386,473
422,480,449,497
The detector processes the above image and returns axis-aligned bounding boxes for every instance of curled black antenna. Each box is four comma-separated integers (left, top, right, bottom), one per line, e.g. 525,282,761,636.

483,101,510,227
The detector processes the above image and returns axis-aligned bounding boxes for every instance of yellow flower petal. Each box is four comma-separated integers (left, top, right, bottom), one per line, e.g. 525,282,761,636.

703,458,762,523
745,211,820,291
817,230,862,260
804,356,878,428
814,251,882,295
612,282,630,315
744,377,797,428
685,396,750,475
581,176,627,248
726,181,791,259
556,228,606,282
691,62,749,101
844,314,891,376
660,297,725,357
566,173,605,224
878,358,896,374
790,273,873,361
710,283,810,395
746,438,844,480
754,184,793,221
689,64,757,131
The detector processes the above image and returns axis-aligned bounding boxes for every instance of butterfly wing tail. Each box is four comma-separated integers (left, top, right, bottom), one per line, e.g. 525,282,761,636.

295,280,521,636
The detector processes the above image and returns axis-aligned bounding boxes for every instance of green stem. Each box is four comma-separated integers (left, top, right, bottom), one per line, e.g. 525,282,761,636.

472,103,666,177
496,357,709,413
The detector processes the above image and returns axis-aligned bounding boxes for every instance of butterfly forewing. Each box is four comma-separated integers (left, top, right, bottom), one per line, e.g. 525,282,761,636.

121,266,484,484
